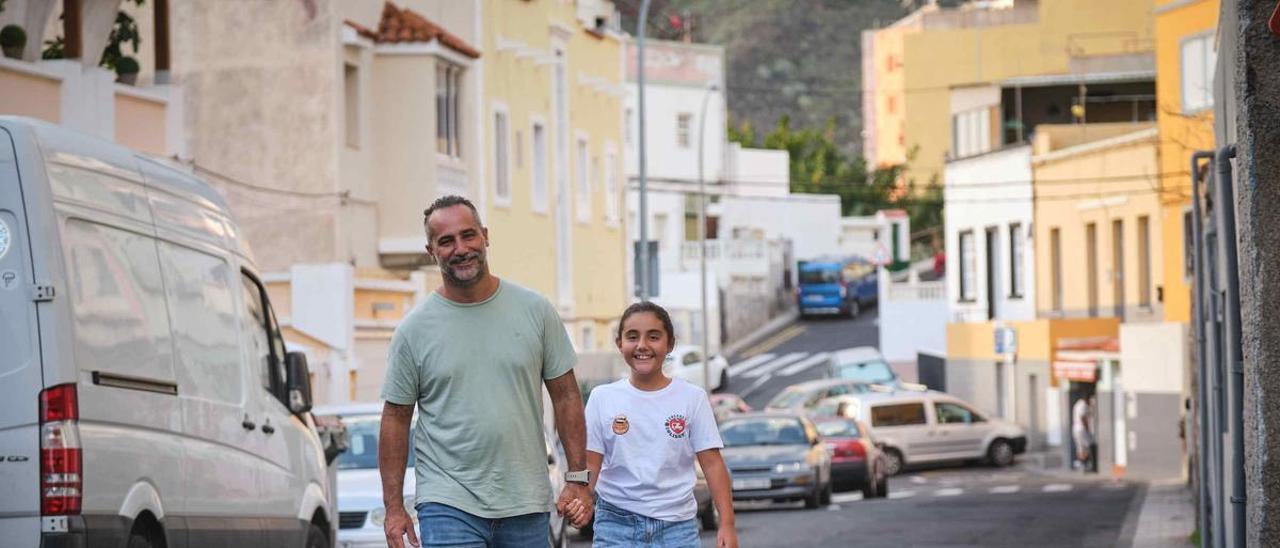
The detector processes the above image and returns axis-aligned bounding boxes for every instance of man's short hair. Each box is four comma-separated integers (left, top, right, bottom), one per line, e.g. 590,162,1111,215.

423,195,483,241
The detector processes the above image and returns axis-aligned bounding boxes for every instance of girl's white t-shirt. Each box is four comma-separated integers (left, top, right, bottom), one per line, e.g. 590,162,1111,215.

586,378,724,521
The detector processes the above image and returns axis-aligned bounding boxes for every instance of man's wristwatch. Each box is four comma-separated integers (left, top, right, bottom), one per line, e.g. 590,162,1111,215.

564,470,591,485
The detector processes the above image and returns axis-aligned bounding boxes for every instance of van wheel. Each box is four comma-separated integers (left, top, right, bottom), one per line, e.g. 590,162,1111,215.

988,439,1015,467
883,449,904,476
126,517,163,548
849,300,860,319
305,522,329,548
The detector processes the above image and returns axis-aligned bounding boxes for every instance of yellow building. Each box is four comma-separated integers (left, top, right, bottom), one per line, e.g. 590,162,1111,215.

1154,0,1218,325
481,0,628,354
863,0,1156,186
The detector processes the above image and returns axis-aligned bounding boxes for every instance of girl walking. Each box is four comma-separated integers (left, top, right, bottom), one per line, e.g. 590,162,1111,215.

563,302,738,547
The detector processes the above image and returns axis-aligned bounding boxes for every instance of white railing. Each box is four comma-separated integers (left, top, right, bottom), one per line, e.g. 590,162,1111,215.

887,281,947,302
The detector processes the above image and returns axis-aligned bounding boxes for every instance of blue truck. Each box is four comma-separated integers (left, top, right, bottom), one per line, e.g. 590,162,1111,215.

797,257,878,318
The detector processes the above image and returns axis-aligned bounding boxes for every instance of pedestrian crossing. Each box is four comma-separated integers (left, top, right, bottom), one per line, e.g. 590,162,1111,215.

729,350,833,381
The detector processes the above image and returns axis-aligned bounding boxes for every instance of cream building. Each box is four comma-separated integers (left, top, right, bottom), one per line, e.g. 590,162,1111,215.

480,0,628,357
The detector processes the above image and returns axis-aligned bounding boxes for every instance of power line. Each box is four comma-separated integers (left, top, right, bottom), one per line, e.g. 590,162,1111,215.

628,181,1192,204
630,170,1197,190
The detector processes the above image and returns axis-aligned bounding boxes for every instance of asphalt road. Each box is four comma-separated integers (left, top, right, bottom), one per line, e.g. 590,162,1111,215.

722,309,881,410
570,461,1141,548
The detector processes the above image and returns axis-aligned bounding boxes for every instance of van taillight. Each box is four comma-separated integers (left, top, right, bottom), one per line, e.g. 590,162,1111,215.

39,384,82,515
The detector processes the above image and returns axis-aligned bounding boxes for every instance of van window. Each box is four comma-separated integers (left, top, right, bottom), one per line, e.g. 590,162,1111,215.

335,415,414,470
936,402,984,424
870,403,927,427
799,268,839,284
241,273,286,402
159,243,242,404
63,220,173,380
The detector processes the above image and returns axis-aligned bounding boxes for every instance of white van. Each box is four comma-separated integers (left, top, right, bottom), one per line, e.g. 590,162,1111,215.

0,117,334,547
812,391,1027,475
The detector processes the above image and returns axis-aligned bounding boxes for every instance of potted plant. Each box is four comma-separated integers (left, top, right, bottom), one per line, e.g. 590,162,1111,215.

115,55,139,85
0,24,26,60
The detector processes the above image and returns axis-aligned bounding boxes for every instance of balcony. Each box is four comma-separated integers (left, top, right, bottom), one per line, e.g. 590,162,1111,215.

681,239,769,276
0,58,183,157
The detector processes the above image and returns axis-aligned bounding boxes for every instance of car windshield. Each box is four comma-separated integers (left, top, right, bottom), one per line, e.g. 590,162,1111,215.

767,389,810,409
332,415,415,470
799,268,840,284
720,417,810,447
834,360,896,384
815,420,860,438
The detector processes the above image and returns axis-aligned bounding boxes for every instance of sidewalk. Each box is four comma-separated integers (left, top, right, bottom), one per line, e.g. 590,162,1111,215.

1128,480,1196,547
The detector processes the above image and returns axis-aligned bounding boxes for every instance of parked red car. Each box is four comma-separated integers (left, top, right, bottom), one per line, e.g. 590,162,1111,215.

813,417,888,498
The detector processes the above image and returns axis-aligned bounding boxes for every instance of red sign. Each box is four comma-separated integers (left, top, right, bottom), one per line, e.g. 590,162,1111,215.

1053,361,1097,383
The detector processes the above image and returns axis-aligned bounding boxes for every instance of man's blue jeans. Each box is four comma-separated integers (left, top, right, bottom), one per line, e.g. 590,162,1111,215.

416,502,549,547
591,498,698,547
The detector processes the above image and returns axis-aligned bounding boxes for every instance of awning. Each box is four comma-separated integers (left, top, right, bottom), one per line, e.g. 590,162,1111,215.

1053,360,1097,383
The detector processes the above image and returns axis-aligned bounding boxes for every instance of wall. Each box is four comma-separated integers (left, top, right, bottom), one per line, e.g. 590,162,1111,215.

723,144,788,197
1119,321,1188,480
720,194,841,262
0,62,61,122
945,145,1036,323
878,271,946,363
1032,127,1164,321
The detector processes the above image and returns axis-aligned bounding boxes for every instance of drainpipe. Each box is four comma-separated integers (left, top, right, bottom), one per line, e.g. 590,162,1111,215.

1214,144,1244,547
1190,150,1215,547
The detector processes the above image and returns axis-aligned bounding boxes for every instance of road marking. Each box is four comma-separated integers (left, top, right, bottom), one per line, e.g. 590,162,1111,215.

1043,484,1073,493
739,325,807,358
934,488,963,497
737,375,775,399
831,492,864,504
909,475,928,484
990,485,1021,494
743,352,809,379
728,354,776,377
778,352,831,376
887,490,915,499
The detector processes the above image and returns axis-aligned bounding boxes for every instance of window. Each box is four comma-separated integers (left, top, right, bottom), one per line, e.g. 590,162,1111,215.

870,403,927,427
1181,33,1215,113
682,351,702,366
677,113,692,148
242,272,287,401
816,420,861,438
580,325,594,352
1051,228,1063,312
605,150,619,223
1183,209,1195,279
1009,223,1024,298
576,137,590,220
493,111,510,202
951,108,991,158
532,122,548,212
1138,215,1151,307
344,63,360,148
436,64,463,158
935,402,981,425
959,230,976,301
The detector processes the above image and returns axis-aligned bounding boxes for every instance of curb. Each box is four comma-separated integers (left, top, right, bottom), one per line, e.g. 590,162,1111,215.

721,308,800,360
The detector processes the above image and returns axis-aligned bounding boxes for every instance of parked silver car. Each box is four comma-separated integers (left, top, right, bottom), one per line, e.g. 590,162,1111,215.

765,378,873,414
719,413,833,509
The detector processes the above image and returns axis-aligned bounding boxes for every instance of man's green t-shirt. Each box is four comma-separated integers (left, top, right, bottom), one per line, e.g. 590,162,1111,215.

381,280,577,518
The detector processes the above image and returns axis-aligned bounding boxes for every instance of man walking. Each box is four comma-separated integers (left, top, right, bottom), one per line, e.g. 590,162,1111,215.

1072,394,1095,473
378,195,593,547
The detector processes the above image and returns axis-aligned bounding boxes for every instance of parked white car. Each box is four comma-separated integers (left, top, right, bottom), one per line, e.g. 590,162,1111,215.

0,117,333,547
313,403,572,548
663,345,730,392
815,390,1027,475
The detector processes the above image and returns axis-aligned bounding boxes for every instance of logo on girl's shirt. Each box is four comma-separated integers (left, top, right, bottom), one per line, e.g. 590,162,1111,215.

612,414,630,435
665,414,688,438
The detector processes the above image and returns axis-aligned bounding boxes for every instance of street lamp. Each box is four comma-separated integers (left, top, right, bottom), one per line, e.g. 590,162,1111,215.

698,82,719,393
636,0,652,300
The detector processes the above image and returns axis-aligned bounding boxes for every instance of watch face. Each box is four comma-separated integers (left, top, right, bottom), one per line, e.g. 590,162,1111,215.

0,218,10,260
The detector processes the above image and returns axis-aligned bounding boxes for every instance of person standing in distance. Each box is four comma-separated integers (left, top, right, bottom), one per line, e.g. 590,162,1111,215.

379,195,593,547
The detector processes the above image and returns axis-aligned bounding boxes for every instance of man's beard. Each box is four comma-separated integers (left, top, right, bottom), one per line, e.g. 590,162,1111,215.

441,250,486,286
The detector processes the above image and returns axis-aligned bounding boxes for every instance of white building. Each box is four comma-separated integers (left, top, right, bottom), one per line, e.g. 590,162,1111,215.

944,145,1036,323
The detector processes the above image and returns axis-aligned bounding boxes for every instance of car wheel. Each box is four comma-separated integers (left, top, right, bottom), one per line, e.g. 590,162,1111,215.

303,523,329,548
883,449,904,476
876,474,889,498
850,300,860,319
861,472,878,499
700,501,719,531
820,479,833,506
988,439,1015,467
804,482,823,509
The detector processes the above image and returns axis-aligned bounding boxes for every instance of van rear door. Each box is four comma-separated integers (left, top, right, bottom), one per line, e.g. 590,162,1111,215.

0,126,44,545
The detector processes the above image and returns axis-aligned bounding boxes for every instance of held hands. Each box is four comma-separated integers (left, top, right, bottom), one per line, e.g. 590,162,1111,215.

383,505,420,548
555,483,594,528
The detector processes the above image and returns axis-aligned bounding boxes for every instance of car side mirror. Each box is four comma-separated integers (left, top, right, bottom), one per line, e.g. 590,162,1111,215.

286,351,313,414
